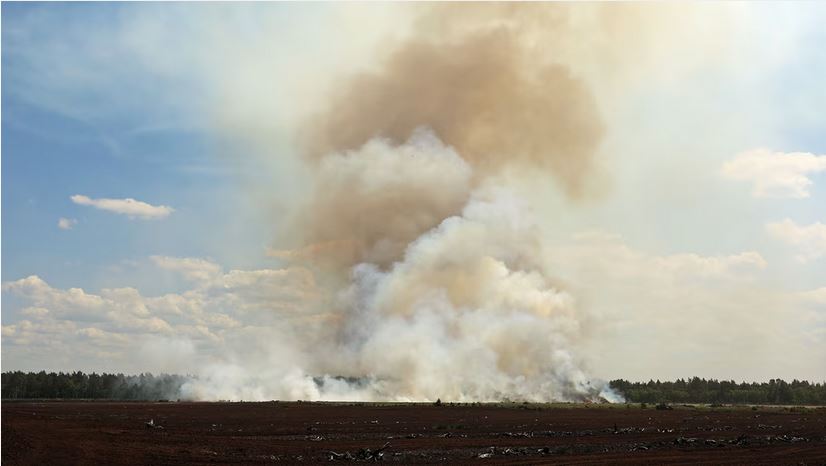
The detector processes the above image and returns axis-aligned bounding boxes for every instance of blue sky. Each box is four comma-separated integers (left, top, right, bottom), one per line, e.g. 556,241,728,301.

1,3,824,392
2,3,289,294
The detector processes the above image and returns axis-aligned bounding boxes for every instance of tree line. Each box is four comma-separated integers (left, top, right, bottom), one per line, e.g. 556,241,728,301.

1,371,187,400
3,371,826,404
609,377,826,405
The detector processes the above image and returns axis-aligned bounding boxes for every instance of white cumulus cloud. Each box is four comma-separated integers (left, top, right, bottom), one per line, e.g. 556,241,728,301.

721,149,826,198
766,219,826,262
151,256,222,283
57,217,77,230
1,263,323,375
70,194,174,219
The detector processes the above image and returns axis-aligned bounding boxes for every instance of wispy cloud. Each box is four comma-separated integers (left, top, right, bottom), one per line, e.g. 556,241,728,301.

721,149,826,199
71,194,174,220
150,256,221,282
57,217,77,230
766,219,826,262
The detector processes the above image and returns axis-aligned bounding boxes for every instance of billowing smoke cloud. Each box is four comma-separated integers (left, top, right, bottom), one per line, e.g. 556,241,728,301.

329,187,609,401
177,2,758,402
271,130,472,273
287,4,612,272
303,29,604,198
186,4,633,402
186,143,619,401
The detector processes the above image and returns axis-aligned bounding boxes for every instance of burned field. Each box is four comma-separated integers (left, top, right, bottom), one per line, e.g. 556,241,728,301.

3,401,826,465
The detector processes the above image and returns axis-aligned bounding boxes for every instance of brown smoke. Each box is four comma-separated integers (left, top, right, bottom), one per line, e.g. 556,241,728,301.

303,27,604,197
288,4,609,273
271,133,472,272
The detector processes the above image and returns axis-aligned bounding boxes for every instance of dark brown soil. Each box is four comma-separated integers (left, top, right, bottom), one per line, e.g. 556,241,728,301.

3,401,826,464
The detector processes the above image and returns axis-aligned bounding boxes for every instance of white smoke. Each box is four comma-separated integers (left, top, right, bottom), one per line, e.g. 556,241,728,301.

181,130,620,402
336,187,607,402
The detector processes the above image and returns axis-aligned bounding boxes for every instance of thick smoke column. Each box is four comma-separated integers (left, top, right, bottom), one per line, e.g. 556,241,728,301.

191,4,631,402
304,31,603,196
289,4,606,272
274,129,473,273
335,173,607,401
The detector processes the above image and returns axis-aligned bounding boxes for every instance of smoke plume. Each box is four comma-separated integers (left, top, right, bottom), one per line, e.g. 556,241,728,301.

303,30,604,198
192,3,694,402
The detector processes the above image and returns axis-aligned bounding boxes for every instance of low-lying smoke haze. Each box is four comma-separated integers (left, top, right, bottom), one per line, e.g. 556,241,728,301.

2,2,824,401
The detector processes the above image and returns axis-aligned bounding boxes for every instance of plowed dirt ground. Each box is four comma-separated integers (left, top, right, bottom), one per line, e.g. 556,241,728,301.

3,401,825,464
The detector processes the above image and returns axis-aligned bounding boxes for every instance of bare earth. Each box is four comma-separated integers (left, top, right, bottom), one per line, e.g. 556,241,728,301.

3,401,826,465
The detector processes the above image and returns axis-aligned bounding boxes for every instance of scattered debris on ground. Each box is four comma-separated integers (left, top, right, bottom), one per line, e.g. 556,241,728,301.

329,442,390,461
144,419,164,430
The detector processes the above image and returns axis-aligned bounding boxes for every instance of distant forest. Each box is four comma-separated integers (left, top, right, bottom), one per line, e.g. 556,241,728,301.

1,371,187,400
2,371,826,404
609,378,826,405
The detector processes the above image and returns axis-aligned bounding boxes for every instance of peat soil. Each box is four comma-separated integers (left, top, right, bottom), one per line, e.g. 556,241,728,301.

3,401,826,465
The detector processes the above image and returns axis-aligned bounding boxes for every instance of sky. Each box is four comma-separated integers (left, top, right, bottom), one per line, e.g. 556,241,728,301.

1,3,825,396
